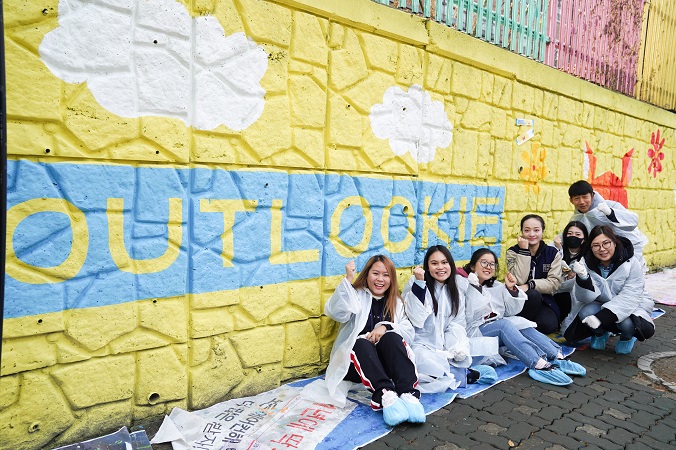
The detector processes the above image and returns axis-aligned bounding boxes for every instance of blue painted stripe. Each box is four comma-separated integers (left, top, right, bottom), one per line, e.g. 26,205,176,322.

5,160,505,318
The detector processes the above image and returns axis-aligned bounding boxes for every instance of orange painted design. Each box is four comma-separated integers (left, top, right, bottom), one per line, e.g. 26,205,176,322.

584,141,633,208
520,142,548,193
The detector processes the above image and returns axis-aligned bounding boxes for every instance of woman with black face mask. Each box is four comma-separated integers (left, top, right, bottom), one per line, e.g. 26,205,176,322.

553,221,589,334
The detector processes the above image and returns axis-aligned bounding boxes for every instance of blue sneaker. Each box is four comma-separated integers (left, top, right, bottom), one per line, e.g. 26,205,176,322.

552,359,586,376
528,367,573,386
400,392,426,423
590,332,610,350
615,337,637,354
381,391,408,427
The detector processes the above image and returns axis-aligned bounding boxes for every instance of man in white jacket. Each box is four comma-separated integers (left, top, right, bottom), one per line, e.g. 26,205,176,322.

567,180,649,272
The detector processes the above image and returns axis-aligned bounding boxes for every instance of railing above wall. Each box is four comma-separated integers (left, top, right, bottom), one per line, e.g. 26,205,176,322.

545,0,645,98
372,0,676,111
373,0,550,61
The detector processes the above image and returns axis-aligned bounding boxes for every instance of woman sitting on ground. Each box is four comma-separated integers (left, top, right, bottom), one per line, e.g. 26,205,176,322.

463,248,586,386
565,226,655,354
324,254,425,427
402,245,497,393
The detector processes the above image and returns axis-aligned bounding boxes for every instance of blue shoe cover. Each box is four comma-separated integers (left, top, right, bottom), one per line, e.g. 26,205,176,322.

590,332,610,350
382,397,409,426
528,367,573,386
400,393,426,423
615,337,637,355
473,365,498,384
552,359,586,376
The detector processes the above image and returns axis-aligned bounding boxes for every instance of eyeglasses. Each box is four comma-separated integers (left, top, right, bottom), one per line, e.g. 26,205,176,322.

591,240,614,251
479,260,496,269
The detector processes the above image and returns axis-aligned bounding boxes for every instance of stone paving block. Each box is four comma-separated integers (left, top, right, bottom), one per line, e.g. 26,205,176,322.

535,405,567,422
564,391,595,408
566,432,617,450
471,410,513,428
651,396,676,411
566,412,613,432
404,432,446,449
508,436,551,449
624,399,670,417
433,443,465,450
499,421,539,443
467,430,510,448
394,422,433,441
631,390,661,404
644,422,676,443
375,430,409,448
543,417,580,434
573,401,604,417
526,414,550,428
633,435,674,449
604,426,639,446
427,430,477,449
591,388,629,403
628,409,662,428
590,398,635,417
595,414,648,435
533,429,584,449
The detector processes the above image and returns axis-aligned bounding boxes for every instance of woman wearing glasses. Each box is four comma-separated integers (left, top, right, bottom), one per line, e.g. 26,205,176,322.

462,248,585,386
565,225,655,354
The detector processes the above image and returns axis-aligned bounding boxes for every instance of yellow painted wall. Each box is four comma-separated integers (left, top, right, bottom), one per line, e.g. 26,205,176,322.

2,0,676,448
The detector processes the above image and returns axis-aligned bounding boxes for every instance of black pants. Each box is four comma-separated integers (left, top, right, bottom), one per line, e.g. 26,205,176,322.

517,289,559,335
553,292,572,325
344,332,420,410
564,314,655,344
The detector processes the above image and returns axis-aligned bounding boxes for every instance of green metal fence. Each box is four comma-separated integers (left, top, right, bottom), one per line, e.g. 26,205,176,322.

372,0,550,62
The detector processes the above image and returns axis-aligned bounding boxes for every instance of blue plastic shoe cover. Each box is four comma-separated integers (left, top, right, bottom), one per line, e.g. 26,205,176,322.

527,367,573,386
615,337,637,355
552,359,586,376
473,365,498,384
590,332,610,350
382,396,409,427
400,393,426,423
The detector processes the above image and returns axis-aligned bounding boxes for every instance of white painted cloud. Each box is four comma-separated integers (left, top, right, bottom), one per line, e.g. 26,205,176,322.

369,84,452,163
39,0,268,131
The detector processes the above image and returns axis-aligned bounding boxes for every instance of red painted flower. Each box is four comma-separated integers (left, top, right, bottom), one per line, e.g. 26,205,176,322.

647,129,665,178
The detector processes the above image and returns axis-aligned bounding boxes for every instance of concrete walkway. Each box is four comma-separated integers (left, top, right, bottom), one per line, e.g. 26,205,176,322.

364,305,676,450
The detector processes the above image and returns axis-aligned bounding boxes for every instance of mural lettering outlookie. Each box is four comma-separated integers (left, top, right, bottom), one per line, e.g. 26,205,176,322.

583,141,634,208
5,161,505,319
38,0,268,131
648,129,666,178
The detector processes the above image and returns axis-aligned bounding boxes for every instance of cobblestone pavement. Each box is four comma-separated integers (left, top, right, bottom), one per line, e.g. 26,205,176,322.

363,305,676,450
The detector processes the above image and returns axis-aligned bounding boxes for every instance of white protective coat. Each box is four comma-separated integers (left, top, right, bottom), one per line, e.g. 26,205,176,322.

401,275,470,393
572,256,655,327
570,191,649,270
323,278,415,407
464,280,536,364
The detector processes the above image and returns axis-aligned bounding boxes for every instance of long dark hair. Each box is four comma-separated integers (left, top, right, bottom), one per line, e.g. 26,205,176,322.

423,245,459,316
353,254,400,321
561,221,588,264
464,248,499,287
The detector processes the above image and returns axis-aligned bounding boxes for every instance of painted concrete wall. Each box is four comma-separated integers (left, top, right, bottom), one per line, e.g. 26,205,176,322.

2,0,675,448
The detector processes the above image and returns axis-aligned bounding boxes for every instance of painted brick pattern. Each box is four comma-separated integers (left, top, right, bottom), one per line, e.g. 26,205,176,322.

2,0,676,448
